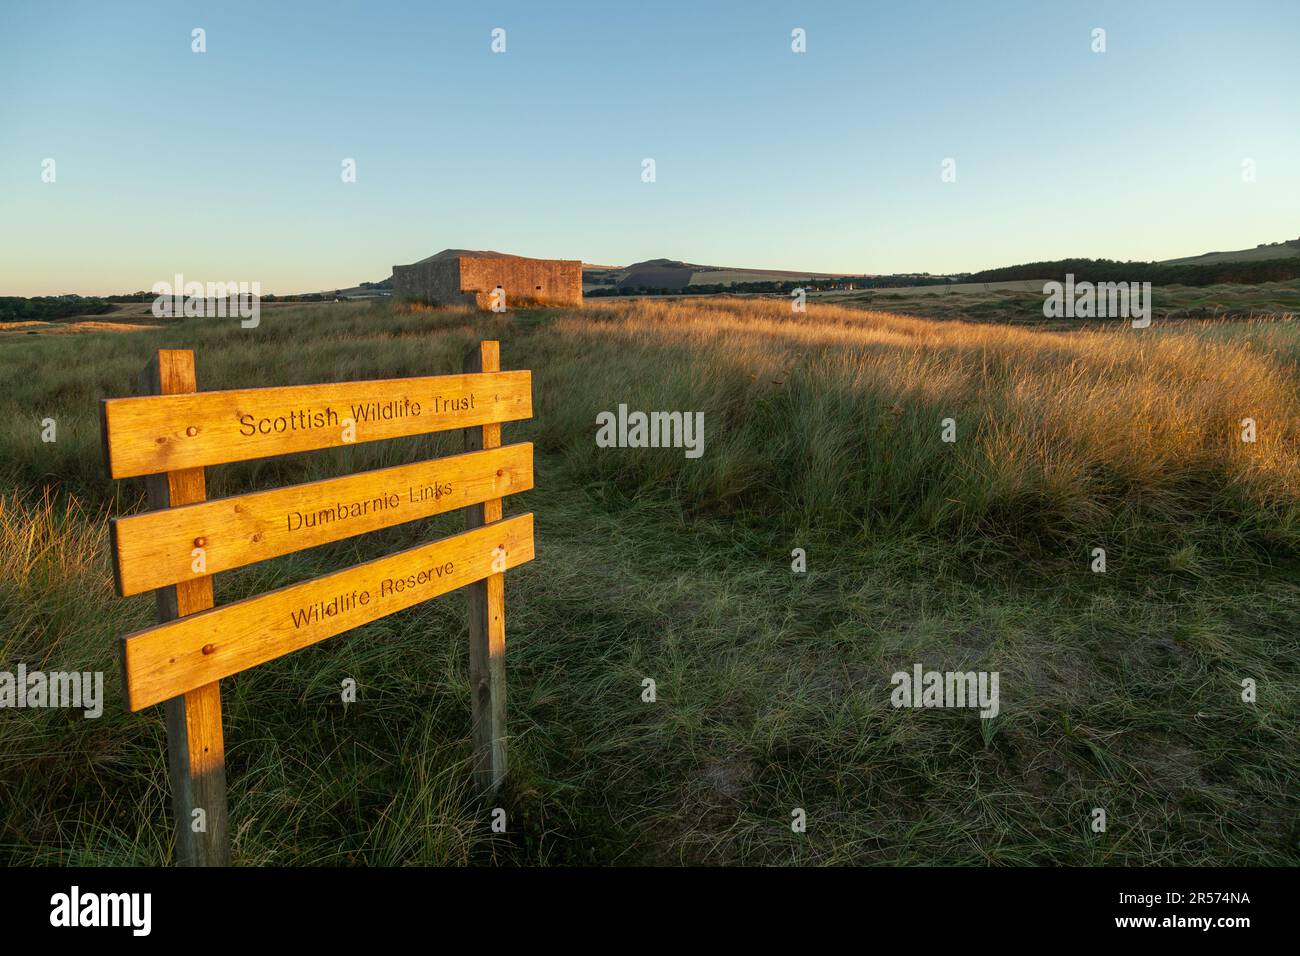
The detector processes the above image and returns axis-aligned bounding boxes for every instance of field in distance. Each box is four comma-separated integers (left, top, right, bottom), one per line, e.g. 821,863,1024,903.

0,299,327,336
817,277,1300,327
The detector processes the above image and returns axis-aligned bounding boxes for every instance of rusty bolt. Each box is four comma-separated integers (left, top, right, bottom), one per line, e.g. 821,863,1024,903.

186,426,198,437
194,537,206,548
202,644,215,656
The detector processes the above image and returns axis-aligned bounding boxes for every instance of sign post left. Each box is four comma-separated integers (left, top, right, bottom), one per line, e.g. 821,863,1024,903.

135,349,229,866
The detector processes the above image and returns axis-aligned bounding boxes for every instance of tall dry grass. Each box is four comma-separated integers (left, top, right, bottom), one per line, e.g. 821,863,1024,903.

1,297,1296,865
531,298,1300,555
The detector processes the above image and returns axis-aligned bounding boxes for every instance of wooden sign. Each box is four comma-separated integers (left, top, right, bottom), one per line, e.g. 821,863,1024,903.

111,442,534,596
121,514,534,711
101,369,532,478
102,342,534,866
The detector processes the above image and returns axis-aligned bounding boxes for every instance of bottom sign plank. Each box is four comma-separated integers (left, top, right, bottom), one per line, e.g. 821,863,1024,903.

121,513,534,711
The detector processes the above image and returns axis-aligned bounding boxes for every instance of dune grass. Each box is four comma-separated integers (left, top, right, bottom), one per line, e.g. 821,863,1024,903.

834,276,1300,328
0,298,1297,865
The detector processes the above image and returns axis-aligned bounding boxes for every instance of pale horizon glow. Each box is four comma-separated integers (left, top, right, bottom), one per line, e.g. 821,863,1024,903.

1,0,1297,296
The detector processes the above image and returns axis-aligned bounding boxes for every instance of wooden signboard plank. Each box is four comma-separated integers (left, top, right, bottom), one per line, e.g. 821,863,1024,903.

121,513,535,712
463,342,508,792
102,369,532,478
140,349,230,867
111,442,534,596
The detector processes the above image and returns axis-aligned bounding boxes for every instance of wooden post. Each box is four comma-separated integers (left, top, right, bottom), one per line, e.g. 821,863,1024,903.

141,350,230,866
463,341,508,792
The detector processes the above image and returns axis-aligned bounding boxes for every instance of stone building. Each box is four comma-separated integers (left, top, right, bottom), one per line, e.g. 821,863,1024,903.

392,249,583,309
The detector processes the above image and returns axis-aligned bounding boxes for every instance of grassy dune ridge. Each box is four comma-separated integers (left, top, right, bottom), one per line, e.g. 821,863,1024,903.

0,298,1297,864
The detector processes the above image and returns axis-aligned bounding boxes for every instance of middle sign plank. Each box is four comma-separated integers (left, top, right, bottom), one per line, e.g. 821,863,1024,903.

121,513,535,712
111,443,534,596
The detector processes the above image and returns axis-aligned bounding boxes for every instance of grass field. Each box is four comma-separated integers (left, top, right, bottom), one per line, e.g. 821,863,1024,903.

825,278,1300,328
1,297,1297,865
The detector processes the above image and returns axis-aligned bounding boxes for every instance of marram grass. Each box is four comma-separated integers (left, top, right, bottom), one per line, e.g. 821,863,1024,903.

0,297,1296,865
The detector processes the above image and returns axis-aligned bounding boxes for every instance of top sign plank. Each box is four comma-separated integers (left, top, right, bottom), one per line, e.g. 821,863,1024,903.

101,370,532,478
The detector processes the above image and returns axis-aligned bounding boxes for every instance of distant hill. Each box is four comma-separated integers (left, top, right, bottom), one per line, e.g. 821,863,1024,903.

584,258,872,293
1160,239,1300,266
339,238,1300,299
354,255,924,296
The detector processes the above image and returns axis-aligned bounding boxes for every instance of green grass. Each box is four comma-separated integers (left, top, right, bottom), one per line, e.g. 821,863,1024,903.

1,299,1297,865
839,277,1300,329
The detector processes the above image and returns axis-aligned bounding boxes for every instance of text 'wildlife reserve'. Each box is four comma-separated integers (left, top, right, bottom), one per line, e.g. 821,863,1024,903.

289,559,461,629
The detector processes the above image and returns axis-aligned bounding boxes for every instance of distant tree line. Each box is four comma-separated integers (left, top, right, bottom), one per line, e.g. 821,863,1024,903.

1,291,355,319
967,255,1300,287
0,296,113,321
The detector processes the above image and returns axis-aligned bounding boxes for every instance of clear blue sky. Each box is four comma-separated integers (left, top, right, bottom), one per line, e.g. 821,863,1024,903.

2,0,1297,295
